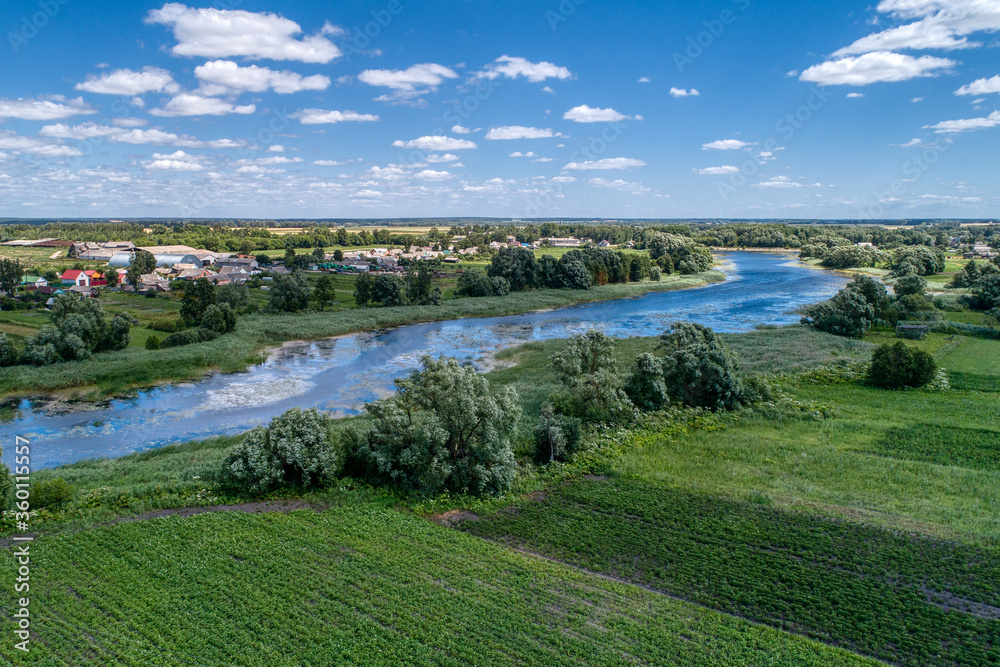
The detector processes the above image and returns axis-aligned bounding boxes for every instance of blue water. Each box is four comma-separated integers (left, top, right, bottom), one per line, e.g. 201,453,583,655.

0,252,847,469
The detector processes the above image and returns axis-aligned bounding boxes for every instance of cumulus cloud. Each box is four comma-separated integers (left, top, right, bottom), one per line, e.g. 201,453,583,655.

697,165,740,175
76,67,178,96
112,117,148,128
425,153,460,163
510,151,537,158
702,139,754,150
194,60,330,95
832,0,1000,57
392,136,477,151
551,176,577,183
149,93,255,116
0,96,96,121
144,150,205,171
638,77,651,83
669,87,699,97
40,122,251,150
846,92,865,98
800,51,955,85
564,157,647,170
313,159,350,166
291,109,379,124
145,3,341,63
925,110,1000,133
451,125,473,134
476,56,572,82
358,63,458,102
956,75,1000,96
753,176,805,188
563,105,633,123
414,169,452,181
485,126,560,140
0,130,82,157
588,178,650,194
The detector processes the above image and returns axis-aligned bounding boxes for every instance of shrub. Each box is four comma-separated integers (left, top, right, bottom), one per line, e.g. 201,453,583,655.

217,283,251,312
532,403,583,463
966,274,1000,311
868,342,937,389
624,352,669,411
355,357,520,496
659,322,746,411
145,335,161,350
801,289,874,338
160,327,219,349
146,316,184,333
269,272,311,312
222,407,337,495
0,333,18,367
894,274,927,298
31,477,74,508
201,303,237,334
551,330,632,422
649,265,662,282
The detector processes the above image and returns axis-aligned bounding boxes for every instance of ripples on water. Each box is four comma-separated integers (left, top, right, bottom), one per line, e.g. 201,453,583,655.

1,252,848,469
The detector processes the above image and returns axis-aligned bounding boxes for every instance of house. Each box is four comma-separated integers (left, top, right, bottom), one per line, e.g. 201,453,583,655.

546,237,582,247
84,270,107,286
60,269,90,287
270,266,292,275
598,240,612,248
69,285,99,298
443,256,461,263
36,285,64,296
21,276,47,290
139,274,170,292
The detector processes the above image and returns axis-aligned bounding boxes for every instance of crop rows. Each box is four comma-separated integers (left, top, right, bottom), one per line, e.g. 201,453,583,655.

0,505,875,666
875,423,1000,471
466,477,1000,667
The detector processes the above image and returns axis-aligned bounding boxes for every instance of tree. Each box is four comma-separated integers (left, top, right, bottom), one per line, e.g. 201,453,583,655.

269,272,311,312
201,303,237,333
487,246,539,291
125,250,157,290
180,278,216,324
406,264,434,304
0,333,18,366
532,403,582,464
217,283,250,312
894,274,927,298
658,323,746,411
313,274,337,311
0,259,23,293
624,352,669,411
333,249,344,262
103,266,120,288
868,342,937,389
354,274,405,307
551,330,632,422
222,407,338,495
801,287,876,338
104,312,132,351
311,247,326,263
355,357,520,496
967,274,1000,311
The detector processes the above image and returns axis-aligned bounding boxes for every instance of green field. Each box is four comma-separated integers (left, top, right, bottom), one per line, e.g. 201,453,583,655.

0,506,876,666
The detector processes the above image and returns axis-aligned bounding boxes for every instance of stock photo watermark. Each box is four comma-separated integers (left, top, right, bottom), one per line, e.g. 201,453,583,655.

7,0,71,53
673,0,752,73
11,436,33,653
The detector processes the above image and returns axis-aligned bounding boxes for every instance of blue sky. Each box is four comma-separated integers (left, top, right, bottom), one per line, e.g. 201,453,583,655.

0,0,997,219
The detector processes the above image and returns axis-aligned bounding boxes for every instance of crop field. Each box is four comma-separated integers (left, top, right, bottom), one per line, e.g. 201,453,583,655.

0,506,876,666
466,477,1000,667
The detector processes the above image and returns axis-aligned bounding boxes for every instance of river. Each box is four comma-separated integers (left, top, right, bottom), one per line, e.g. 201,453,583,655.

1,252,848,469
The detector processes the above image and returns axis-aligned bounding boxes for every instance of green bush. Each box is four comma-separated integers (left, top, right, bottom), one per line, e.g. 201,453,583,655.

160,327,219,349
146,316,185,333
867,342,937,389
145,335,161,350
0,333,19,367
31,477,74,508
532,403,583,464
659,323,747,411
222,407,338,495
201,303,237,334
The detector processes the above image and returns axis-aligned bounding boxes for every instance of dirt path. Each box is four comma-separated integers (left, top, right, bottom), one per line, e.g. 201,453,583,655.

0,499,324,548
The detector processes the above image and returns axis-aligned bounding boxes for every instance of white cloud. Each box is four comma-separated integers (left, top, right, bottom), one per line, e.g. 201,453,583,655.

702,139,754,150
291,108,379,124
563,105,632,123
551,176,577,183
956,75,1000,96
800,51,955,85
588,178,650,194
425,153,460,163
452,125,473,134
112,117,148,128
669,87,699,97
564,157,647,170
145,3,340,63
144,150,205,171
149,93,255,116
638,77,651,83
832,0,1000,57
235,156,302,166
846,92,865,98
533,157,554,162
267,145,285,153
0,96,96,121
912,97,925,102
194,60,330,95
0,130,82,157
414,169,452,181
392,136,477,151
313,159,349,166
477,56,572,83
697,165,740,175
75,67,178,96
897,138,923,147
358,63,458,102
753,176,804,188
485,126,560,140
542,86,555,94
510,151,537,158
925,110,1000,133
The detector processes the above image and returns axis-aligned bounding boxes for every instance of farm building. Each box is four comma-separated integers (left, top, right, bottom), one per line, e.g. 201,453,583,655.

108,253,203,269
60,270,90,287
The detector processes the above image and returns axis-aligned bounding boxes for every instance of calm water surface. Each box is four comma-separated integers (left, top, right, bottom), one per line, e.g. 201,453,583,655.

1,252,847,469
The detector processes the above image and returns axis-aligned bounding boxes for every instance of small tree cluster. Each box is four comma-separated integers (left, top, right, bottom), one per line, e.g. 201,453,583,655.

801,275,890,338
867,342,937,389
269,271,311,312
354,273,406,307
354,357,520,496
222,407,338,495
550,330,633,423
24,295,131,365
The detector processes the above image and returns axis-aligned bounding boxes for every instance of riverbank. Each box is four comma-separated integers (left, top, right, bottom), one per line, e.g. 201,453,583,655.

0,270,725,401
